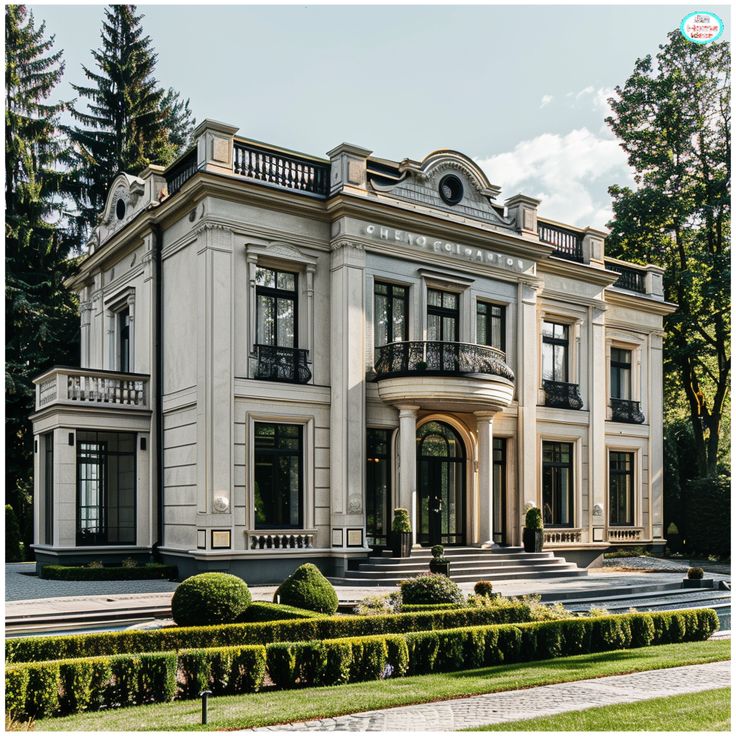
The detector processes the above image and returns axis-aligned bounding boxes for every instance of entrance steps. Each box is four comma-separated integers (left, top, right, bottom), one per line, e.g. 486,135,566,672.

334,546,587,586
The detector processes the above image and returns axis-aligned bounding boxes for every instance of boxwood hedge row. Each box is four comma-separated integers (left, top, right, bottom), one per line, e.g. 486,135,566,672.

5,609,718,720
40,564,178,581
6,603,532,664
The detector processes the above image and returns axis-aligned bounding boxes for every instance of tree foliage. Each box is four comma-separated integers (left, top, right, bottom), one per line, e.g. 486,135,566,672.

160,87,196,154
605,30,730,477
5,5,81,554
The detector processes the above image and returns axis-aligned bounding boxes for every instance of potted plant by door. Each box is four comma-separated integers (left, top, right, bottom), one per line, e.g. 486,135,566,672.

522,506,544,553
391,508,412,558
429,545,450,576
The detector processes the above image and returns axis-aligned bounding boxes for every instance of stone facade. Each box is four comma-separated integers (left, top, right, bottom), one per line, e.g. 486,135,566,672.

30,120,675,580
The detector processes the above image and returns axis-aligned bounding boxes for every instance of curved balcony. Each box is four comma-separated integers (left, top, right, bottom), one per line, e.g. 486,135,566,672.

611,398,645,424
374,341,515,413
542,380,584,410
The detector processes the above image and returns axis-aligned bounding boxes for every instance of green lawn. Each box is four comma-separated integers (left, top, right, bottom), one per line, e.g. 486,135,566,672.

36,639,730,732
467,687,731,731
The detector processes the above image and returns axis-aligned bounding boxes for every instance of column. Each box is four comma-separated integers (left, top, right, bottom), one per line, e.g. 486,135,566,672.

649,331,665,540
589,305,607,542
397,404,419,545
476,412,494,547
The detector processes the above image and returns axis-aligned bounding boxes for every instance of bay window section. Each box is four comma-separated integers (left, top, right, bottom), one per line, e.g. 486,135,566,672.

477,302,505,351
374,282,408,348
253,423,303,529
609,451,635,526
542,441,574,528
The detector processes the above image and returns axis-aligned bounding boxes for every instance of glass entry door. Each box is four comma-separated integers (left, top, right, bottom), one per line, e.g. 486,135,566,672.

417,421,466,546
492,438,507,545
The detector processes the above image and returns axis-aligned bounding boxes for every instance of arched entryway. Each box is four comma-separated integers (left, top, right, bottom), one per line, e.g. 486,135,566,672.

416,421,466,546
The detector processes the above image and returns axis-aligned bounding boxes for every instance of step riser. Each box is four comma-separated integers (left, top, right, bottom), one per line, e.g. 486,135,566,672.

357,561,572,573
334,570,587,586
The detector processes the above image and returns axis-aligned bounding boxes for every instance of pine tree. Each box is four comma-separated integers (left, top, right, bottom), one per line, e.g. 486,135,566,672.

67,4,172,237
5,5,80,553
161,87,196,155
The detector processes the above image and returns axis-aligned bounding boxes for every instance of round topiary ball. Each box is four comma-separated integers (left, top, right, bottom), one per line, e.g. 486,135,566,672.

274,563,338,615
474,579,494,597
171,572,252,627
399,573,464,605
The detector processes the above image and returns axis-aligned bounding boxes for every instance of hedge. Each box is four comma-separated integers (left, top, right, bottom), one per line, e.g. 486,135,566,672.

238,602,325,622
401,603,467,613
7,603,532,664
40,564,177,581
6,609,718,719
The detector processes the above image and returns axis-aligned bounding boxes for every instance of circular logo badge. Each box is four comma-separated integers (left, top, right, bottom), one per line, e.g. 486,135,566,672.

680,11,724,44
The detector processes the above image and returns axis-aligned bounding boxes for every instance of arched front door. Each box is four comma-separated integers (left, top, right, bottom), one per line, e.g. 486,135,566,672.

417,421,466,546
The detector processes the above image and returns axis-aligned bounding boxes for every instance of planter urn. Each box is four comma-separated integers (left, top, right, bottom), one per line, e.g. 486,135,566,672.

682,578,714,589
522,528,544,553
429,560,450,577
391,531,412,558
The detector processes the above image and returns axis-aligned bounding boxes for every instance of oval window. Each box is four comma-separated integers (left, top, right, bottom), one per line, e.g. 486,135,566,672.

116,198,126,220
438,174,463,206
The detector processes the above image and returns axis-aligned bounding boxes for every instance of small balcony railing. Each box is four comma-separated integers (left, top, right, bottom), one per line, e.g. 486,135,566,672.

233,141,330,196
34,367,149,412
254,345,312,384
539,223,584,262
374,341,515,382
164,147,198,196
611,398,645,424
606,261,646,293
542,380,584,410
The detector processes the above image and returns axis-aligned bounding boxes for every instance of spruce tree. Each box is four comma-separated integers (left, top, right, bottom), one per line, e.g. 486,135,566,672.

161,87,196,155
5,5,80,552
67,4,171,237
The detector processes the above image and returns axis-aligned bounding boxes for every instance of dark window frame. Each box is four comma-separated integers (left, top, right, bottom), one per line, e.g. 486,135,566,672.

610,347,632,400
255,267,299,349
374,281,409,347
366,427,393,547
477,301,506,351
44,432,54,545
609,450,635,526
542,321,570,382
427,288,460,342
542,441,574,528
118,307,130,373
253,422,304,530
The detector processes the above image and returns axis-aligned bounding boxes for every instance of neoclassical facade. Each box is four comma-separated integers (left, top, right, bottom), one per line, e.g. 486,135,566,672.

30,120,675,579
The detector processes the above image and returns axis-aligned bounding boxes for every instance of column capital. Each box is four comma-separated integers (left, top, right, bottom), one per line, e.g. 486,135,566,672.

397,404,420,417
474,411,496,421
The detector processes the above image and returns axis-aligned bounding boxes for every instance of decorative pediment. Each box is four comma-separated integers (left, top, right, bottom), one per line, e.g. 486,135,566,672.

245,240,318,270
94,173,146,246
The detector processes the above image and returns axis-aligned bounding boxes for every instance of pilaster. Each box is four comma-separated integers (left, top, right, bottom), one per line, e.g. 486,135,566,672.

475,412,495,546
649,331,665,540
397,405,420,545
589,305,607,540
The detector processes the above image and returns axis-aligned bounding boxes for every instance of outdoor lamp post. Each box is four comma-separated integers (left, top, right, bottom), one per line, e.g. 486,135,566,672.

200,689,212,725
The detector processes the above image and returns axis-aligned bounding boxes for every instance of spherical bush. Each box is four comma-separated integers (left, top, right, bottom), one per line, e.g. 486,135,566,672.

274,563,338,614
474,579,494,597
399,573,464,605
171,572,252,627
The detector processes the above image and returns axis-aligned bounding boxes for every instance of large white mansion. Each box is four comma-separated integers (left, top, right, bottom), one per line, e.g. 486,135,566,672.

30,120,675,580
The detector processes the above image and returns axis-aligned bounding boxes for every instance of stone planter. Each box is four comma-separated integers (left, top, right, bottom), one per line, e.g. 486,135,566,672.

682,578,714,589
429,560,450,577
391,531,412,558
522,528,544,553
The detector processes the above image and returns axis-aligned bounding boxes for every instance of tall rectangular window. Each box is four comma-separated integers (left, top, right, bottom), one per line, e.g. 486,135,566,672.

366,429,392,547
118,308,130,372
256,267,297,348
542,321,569,382
77,431,136,545
44,432,54,545
427,289,459,341
610,348,632,400
253,423,303,529
542,441,574,527
492,437,506,544
609,451,634,526
374,282,408,348
477,302,505,351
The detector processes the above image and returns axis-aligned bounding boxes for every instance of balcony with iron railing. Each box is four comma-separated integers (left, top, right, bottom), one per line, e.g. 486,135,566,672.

542,380,584,410
605,260,646,294
253,345,312,384
34,367,150,413
610,397,646,424
538,222,584,262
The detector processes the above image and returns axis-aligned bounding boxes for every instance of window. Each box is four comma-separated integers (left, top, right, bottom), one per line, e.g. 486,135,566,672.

542,321,569,382
542,441,574,527
609,451,634,526
374,282,408,348
253,423,303,529
77,431,136,546
492,438,506,544
477,302,505,351
366,429,392,547
427,289,459,341
256,267,297,348
118,308,130,372
44,432,54,545
611,348,632,400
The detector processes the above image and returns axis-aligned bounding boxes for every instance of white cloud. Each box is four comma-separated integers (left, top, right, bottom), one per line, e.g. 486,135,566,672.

476,128,632,229
540,94,554,109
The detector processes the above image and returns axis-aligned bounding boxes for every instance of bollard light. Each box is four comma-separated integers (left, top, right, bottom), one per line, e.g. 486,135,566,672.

199,689,212,725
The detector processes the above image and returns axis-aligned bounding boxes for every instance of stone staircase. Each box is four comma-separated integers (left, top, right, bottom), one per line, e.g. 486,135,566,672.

334,546,587,586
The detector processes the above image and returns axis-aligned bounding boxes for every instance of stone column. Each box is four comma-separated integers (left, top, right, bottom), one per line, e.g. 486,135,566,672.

397,404,419,545
589,305,607,541
476,412,494,547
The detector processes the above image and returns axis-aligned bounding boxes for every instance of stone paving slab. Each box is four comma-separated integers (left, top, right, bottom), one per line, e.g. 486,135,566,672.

251,661,730,731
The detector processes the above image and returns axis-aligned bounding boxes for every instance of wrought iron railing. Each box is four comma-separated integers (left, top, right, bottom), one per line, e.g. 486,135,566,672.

254,345,312,384
542,380,584,410
539,223,584,262
611,398,645,424
164,148,198,196
606,261,646,293
34,367,149,411
233,141,330,196
374,341,515,382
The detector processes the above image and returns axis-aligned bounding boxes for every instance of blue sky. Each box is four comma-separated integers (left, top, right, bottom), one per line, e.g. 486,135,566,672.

28,2,731,229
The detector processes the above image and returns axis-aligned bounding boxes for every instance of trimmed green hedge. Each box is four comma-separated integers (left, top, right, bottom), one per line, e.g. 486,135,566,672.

5,609,718,720
401,603,467,613
6,603,532,664
238,602,325,622
40,564,177,581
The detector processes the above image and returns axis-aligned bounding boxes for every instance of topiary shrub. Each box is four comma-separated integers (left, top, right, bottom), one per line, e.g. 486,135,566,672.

274,563,339,615
525,506,543,529
5,504,24,562
399,573,464,605
688,566,705,580
391,508,411,533
171,572,252,627
474,580,494,597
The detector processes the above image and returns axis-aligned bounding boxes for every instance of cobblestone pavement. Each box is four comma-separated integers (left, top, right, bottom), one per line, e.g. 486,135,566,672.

252,661,730,731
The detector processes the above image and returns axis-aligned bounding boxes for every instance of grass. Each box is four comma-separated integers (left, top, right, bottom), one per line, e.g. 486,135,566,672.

467,687,731,731
36,639,730,731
